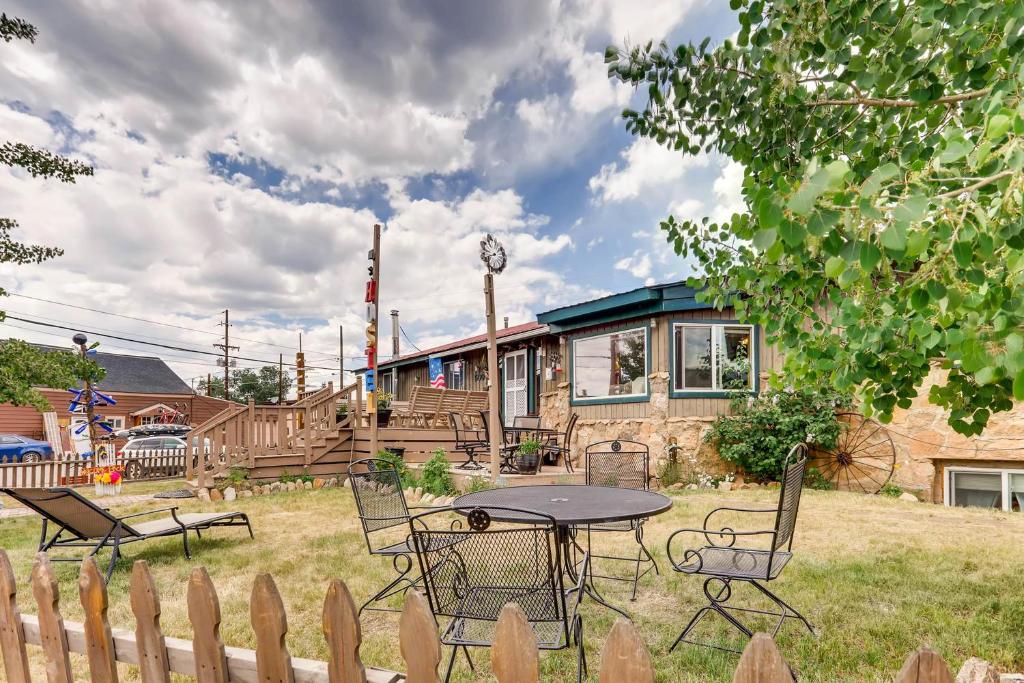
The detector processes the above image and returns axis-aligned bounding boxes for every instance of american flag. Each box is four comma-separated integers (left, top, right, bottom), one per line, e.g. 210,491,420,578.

429,357,446,388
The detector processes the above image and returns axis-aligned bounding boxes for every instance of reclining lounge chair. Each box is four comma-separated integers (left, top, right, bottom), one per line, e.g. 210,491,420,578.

1,487,254,581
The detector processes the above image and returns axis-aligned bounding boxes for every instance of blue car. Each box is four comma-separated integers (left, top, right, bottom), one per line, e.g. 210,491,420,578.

0,434,55,463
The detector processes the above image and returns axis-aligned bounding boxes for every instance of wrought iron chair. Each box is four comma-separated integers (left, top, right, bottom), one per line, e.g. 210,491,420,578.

449,412,486,470
542,413,578,473
347,457,431,616
512,415,541,429
582,440,658,600
666,443,815,653
409,504,588,683
478,410,521,474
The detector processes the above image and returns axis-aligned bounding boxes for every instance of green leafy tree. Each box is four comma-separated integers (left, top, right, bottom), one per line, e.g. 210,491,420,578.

198,366,293,404
1,14,98,410
607,1,1024,436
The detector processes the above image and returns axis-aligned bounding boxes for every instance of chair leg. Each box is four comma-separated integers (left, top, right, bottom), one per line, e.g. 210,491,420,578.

574,614,586,683
671,578,753,654
443,644,459,683
182,528,192,559
104,540,121,583
750,580,816,636
358,554,416,617
242,513,255,539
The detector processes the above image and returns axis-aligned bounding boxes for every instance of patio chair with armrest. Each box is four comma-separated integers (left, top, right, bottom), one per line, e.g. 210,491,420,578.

449,412,486,471
0,487,253,582
582,440,659,600
478,410,521,474
409,504,589,683
542,413,578,473
665,443,816,653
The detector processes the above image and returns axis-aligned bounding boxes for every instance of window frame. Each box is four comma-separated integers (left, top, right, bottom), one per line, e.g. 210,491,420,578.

377,368,396,397
443,359,465,390
669,320,760,398
569,323,650,406
945,465,1024,512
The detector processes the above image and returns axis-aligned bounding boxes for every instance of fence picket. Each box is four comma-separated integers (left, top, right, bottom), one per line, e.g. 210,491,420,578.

895,646,954,683
31,552,74,683
492,603,539,683
251,573,295,683
597,618,654,683
732,633,795,683
187,567,228,683
399,591,440,683
130,560,172,683
0,550,31,683
79,557,119,683
322,579,365,683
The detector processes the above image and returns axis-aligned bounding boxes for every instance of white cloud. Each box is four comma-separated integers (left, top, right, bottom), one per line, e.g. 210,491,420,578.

589,138,710,203
614,251,653,279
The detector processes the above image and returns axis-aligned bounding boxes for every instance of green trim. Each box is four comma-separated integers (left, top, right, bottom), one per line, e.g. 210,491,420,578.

527,347,536,414
667,319,760,399
568,323,652,406
538,286,659,325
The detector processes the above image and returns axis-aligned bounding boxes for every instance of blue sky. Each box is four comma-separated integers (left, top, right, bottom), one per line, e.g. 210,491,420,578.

0,1,742,390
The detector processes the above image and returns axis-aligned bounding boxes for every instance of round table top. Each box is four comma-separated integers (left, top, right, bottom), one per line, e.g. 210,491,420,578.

453,485,672,525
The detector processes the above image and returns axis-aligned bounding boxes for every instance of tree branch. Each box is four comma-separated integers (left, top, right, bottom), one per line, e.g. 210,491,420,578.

936,169,1015,198
808,88,991,108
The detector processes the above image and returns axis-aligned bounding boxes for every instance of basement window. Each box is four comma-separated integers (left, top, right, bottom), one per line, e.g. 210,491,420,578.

946,467,1024,512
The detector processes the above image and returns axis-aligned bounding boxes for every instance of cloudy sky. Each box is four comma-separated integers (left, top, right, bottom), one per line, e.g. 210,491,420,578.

1,0,742,391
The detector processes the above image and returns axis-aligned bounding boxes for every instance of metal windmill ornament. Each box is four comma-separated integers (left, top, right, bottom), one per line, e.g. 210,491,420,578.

480,233,507,274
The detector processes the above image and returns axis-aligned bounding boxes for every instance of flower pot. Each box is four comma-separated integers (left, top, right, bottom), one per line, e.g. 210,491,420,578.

376,409,393,427
516,452,540,474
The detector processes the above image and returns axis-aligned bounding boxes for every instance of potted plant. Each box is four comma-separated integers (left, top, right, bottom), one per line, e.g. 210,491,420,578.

375,391,393,428
515,438,542,474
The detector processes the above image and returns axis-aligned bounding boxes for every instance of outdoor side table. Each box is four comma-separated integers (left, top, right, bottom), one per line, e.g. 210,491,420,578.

453,484,672,617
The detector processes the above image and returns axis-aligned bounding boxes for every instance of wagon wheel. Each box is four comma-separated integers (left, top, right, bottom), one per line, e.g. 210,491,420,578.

810,412,895,494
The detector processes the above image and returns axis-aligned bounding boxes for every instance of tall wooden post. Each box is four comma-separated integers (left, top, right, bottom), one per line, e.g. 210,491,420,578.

74,335,99,459
369,224,382,458
339,325,344,387
485,274,501,483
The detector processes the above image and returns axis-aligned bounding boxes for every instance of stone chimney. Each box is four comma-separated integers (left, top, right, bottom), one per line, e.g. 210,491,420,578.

390,310,400,357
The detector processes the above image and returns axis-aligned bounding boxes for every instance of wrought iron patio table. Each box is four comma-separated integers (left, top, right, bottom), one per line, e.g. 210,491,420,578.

453,484,672,617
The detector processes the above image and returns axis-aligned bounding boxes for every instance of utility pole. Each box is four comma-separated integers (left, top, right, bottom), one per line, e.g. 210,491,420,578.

73,333,99,458
206,373,211,397
278,353,284,403
296,332,306,397
339,325,345,386
214,309,238,401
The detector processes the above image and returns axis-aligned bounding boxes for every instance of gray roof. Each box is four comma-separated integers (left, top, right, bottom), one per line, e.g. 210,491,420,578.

31,344,192,394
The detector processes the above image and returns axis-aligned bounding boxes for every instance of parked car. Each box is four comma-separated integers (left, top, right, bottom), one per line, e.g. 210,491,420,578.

0,434,55,463
119,435,189,479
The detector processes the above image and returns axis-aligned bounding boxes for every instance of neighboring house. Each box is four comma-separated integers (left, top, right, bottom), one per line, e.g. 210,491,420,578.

375,280,1024,507
0,344,233,452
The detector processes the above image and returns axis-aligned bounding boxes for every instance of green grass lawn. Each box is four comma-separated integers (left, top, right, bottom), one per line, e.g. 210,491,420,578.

1,483,1022,681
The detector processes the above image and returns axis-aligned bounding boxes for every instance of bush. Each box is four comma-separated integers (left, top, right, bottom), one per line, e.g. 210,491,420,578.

879,482,903,498
804,466,834,491
375,449,417,488
464,476,495,493
705,388,852,481
419,448,457,497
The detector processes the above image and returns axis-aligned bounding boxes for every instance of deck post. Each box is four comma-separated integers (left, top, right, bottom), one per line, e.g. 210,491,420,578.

485,272,501,483
248,400,256,468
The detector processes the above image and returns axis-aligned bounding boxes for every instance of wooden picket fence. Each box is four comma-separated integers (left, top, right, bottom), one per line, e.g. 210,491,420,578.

0,452,188,488
0,549,963,683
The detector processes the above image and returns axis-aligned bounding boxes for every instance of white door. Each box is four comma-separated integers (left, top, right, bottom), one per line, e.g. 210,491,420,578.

503,350,528,426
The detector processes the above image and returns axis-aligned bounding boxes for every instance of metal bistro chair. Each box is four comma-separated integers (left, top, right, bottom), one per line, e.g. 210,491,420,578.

666,443,815,653
582,440,659,600
449,412,486,470
542,413,578,473
409,504,589,683
347,457,433,616
478,410,520,474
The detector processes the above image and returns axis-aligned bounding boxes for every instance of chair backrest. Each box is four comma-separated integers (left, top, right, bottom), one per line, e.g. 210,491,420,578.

347,458,410,539
449,412,477,446
512,415,541,429
478,410,506,444
465,392,489,413
0,487,140,539
772,443,808,551
412,387,445,414
584,440,650,490
439,389,470,413
409,505,566,627
562,413,579,448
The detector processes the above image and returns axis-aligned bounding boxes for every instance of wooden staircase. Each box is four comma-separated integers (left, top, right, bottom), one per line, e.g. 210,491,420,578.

187,381,364,487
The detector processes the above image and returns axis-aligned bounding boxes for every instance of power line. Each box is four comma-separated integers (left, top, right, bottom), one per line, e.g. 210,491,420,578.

399,324,421,352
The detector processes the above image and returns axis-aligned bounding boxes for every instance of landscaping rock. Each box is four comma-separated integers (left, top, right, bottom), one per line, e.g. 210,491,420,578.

286,482,296,492
303,481,313,490
747,482,762,489
342,477,349,488
271,482,282,493
414,486,424,501
328,477,338,488
686,483,699,490
718,481,732,492
313,478,325,489
668,483,685,490
210,488,224,502
197,488,211,502
767,482,781,489
956,658,1000,683
223,487,237,502
241,490,253,498
421,493,435,505
1000,674,1024,683
899,492,919,503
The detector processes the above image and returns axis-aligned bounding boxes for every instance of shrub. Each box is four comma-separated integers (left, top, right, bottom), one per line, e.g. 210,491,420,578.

705,388,852,481
227,466,248,485
419,448,457,497
879,482,903,498
804,466,834,491
376,449,417,488
464,476,495,493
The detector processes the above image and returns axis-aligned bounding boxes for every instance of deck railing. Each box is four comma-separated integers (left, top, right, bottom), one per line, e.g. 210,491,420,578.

0,549,969,683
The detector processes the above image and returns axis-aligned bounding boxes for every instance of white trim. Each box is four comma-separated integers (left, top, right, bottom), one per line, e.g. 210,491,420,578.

570,326,649,402
944,465,1024,512
672,322,755,393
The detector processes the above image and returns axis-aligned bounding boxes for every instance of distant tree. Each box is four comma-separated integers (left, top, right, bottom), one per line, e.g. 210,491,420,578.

608,0,1023,435
198,366,293,405
1,14,99,410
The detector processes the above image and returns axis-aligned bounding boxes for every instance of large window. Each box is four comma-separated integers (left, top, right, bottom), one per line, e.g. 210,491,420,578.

947,467,1024,512
443,360,465,390
378,369,396,397
673,323,755,393
572,327,647,401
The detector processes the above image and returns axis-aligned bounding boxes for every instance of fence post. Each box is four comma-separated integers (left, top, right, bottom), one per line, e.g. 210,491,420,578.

130,560,171,683
733,633,795,683
31,552,74,683
0,550,31,683
248,399,256,467
79,557,119,683
598,617,655,683
492,603,539,683
399,591,441,683
894,646,954,683
251,574,295,683
322,578,365,683
187,567,228,683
